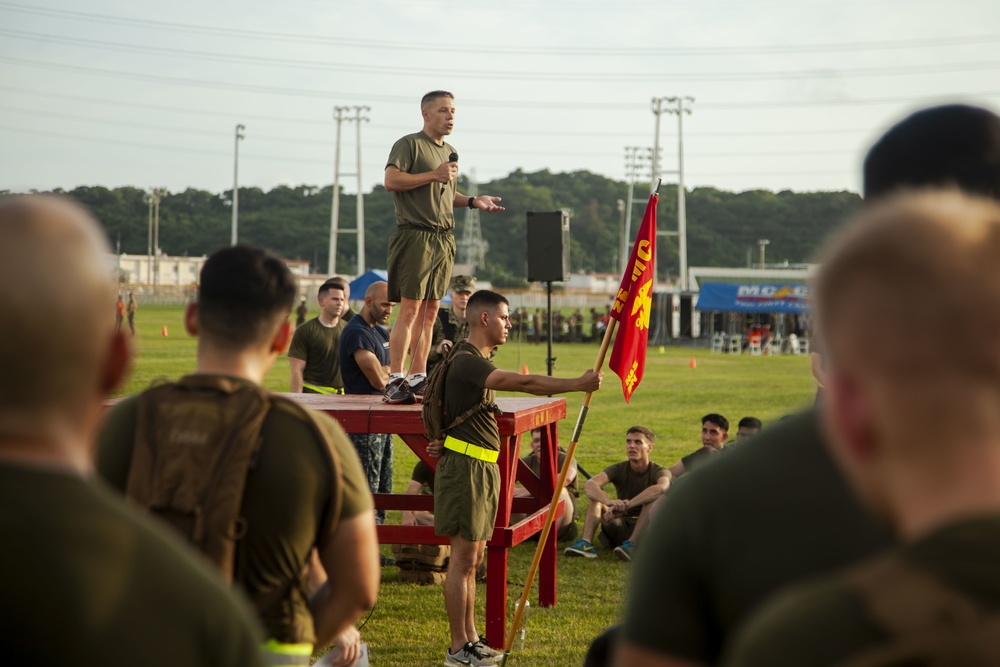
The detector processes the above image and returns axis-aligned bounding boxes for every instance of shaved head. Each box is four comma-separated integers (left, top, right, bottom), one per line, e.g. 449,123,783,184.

0,195,121,439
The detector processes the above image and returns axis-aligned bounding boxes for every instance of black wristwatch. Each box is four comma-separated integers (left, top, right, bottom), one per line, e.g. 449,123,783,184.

468,196,476,209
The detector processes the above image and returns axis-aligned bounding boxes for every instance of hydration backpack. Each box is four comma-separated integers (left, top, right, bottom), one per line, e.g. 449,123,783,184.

421,341,498,442
125,375,343,585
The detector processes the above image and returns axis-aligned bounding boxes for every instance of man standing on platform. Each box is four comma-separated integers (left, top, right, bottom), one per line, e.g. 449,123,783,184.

289,279,347,394
339,281,396,526
382,90,505,405
434,289,601,666
426,274,476,376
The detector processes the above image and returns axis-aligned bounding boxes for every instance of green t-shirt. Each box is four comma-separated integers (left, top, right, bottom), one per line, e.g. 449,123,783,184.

621,409,894,664
523,448,578,496
0,463,265,667
602,460,668,502
288,317,346,391
385,131,457,231
96,375,374,644
723,515,1000,667
444,342,499,451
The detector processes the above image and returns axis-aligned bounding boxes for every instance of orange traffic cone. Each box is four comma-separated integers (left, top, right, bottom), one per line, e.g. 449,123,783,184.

689,357,697,369
161,326,168,337
521,364,529,375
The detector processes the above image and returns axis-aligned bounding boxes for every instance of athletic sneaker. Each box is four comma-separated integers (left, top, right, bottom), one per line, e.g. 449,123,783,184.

614,540,634,562
443,642,497,666
473,639,503,659
564,538,597,559
409,377,428,402
383,377,415,405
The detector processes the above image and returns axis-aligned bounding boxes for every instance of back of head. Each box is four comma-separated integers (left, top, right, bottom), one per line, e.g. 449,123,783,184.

0,195,115,437
863,105,1000,201
198,245,296,349
816,190,1000,444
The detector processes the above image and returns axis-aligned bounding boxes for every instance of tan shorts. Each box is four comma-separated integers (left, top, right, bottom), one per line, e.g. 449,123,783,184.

434,452,500,542
387,226,456,302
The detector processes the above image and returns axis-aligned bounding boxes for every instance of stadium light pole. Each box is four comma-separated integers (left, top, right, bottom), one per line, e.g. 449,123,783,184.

758,238,770,267
231,123,245,246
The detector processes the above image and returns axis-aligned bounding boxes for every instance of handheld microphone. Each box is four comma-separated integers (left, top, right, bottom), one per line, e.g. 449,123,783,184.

441,152,458,194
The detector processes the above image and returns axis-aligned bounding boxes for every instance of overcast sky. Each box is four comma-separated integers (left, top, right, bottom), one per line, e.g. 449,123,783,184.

2,0,999,197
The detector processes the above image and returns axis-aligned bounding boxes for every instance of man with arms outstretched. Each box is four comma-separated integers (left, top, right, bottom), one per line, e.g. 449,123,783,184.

382,90,504,405
434,289,602,666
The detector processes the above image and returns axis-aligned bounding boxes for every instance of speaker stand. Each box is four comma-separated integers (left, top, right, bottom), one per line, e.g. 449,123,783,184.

546,281,555,376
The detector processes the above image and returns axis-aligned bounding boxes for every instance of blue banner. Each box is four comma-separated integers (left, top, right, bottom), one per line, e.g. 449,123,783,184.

695,282,810,314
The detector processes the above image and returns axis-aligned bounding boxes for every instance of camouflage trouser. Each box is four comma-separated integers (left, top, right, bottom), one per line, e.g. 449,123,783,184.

349,433,394,524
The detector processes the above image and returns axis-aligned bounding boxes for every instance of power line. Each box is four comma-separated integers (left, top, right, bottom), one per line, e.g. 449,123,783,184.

0,85,884,138
3,56,999,111
4,28,1000,82
1,1,997,57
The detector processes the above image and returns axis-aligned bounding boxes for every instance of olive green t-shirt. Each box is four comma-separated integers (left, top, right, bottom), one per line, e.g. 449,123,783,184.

723,515,1000,667
444,341,499,451
95,375,374,644
385,131,457,231
603,460,668,502
288,317,346,391
0,463,265,667
523,448,579,496
621,409,893,664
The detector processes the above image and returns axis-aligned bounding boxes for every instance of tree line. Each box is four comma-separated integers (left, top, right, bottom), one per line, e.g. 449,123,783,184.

11,170,861,286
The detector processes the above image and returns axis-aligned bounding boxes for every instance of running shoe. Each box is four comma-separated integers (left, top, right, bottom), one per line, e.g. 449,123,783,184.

564,538,597,559
443,642,497,666
614,540,634,562
473,638,503,659
410,377,428,403
383,377,415,405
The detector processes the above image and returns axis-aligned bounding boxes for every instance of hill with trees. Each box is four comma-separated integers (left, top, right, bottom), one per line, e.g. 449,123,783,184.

19,170,861,285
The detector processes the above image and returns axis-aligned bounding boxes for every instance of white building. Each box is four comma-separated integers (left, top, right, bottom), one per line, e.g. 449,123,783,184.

111,253,312,287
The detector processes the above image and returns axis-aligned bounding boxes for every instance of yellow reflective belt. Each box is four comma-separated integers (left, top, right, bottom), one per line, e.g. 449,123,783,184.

302,383,344,395
261,639,312,666
444,435,500,463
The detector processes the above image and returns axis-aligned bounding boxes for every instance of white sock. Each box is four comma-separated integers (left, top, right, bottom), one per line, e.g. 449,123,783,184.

406,373,426,386
390,373,404,381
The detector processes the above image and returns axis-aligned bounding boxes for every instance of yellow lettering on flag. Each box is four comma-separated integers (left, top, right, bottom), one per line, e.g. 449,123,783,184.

631,279,653,331
624,360,639,394
637,240,651,262
613,287,628,314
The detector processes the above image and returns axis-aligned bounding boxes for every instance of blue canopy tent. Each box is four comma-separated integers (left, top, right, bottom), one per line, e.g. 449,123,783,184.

348,269,453,304
695,282,811,314
348,270,388,300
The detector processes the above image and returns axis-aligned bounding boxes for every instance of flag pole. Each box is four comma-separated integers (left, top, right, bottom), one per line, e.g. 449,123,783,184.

499,316,620,666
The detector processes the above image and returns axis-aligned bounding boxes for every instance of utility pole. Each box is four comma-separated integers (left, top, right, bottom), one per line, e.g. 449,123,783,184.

146,192,154,284
758,238,770,267
623,146,653,268
651,96,694,291
153,188,163,286
231,123,245,246
329,105,370,276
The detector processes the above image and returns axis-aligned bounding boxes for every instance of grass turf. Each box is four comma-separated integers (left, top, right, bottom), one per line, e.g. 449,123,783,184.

118,304,817,666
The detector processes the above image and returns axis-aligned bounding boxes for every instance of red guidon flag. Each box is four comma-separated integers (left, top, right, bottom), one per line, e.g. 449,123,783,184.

609,193,657,402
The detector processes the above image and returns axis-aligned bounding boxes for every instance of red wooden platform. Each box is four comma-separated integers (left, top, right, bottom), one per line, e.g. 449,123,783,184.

290,393,568,644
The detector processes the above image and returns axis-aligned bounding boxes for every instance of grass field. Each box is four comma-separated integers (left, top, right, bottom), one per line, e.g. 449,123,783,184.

118,305,817,666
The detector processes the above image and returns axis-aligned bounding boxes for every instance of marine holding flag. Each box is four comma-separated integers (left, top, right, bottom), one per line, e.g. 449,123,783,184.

609,192,658,402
